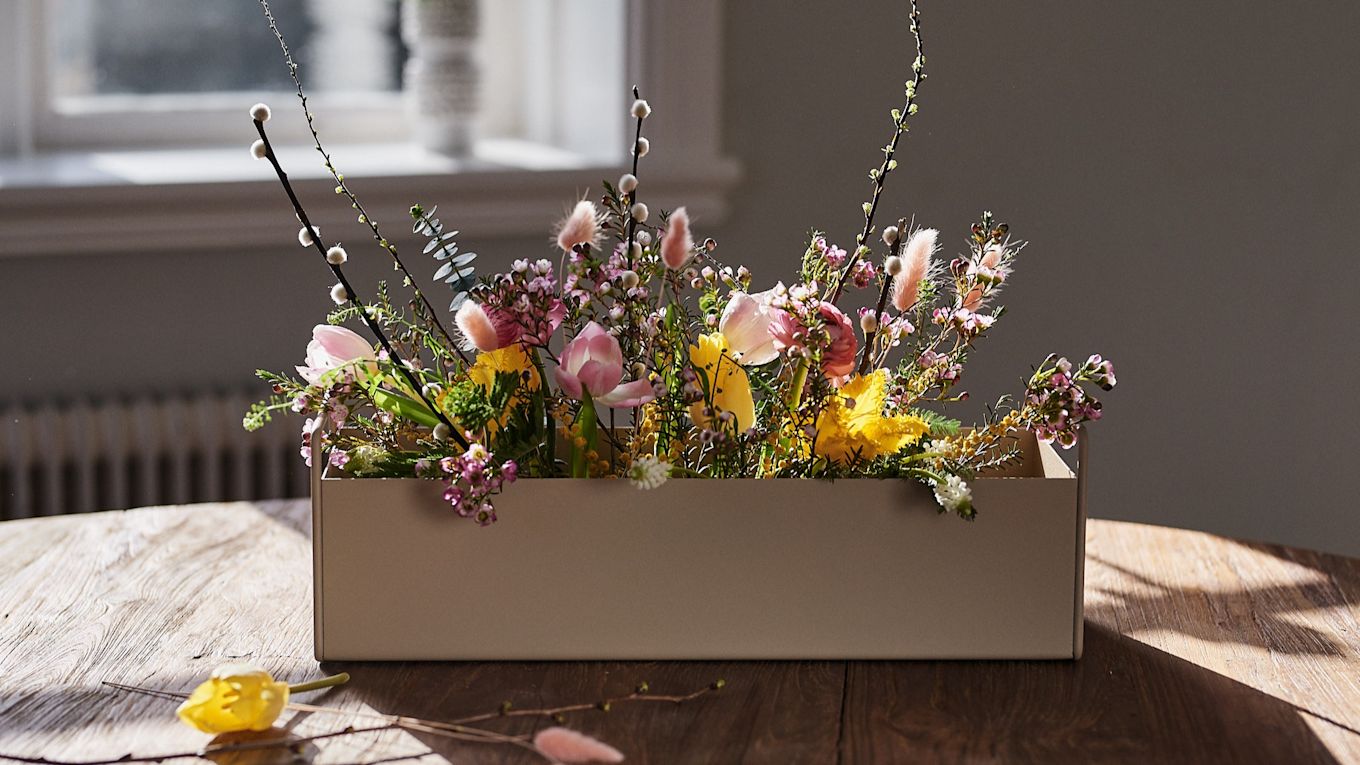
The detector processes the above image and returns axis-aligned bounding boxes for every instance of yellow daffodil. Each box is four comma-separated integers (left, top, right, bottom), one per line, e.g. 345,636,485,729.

688,332,755,432
466,344,540,433
815,369,929,464
176,664,290,734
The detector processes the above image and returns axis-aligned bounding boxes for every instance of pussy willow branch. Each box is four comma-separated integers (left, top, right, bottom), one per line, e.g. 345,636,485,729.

623,85,647,272
856,216,907,375
255,0,462,361
253,119,468,448
829,0,926,306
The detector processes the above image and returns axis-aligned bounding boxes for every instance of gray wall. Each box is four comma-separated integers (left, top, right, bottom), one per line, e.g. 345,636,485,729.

3,1,1357,555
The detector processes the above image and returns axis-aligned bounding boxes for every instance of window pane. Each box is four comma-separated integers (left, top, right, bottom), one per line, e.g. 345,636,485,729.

49,0,406,98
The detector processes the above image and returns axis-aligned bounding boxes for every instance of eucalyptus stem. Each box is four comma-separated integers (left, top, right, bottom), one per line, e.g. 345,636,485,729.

252,119,468,449
829,0,926,306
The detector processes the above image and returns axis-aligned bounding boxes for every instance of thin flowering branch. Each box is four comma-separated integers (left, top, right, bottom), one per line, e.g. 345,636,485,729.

857,217,907,375
252,118,468,448
254,0,463,361
829,0,926,306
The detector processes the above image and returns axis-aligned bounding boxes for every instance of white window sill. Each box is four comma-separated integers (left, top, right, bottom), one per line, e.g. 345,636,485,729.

0,140,741,257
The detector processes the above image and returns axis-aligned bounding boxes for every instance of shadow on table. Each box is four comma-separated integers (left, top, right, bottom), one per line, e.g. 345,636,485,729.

839,624,1341,764
317,624,1343,765
1087,552,1351,657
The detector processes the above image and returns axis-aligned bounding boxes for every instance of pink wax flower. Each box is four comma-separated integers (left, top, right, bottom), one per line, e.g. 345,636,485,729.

554,322,657,408
718,289,780,366
454,301,518,353
556,199,601,253
533,727,624,764
295,325,377,386
891,227,937,312
660,206,693,270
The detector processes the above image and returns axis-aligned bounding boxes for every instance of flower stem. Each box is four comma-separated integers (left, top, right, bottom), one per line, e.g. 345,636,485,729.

570,391,598,478
288,673,350,694
786,358,810,412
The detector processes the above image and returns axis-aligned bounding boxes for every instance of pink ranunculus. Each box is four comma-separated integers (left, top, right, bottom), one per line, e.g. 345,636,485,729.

455,301,517,353
818,302,858,379
295,325,377,386
768,302,857,381
554,322,657,408
532,727,624,764
519,298,567,346
719,289,780,366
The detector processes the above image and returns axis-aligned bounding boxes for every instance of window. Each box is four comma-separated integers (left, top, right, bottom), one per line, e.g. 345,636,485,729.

9,0,626,157
0,0,737,256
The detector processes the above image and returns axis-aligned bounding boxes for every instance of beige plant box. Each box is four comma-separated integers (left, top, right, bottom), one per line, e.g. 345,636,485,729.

311,430,1087,661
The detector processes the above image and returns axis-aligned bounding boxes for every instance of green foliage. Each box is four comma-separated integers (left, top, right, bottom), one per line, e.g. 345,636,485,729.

907,408,961,437
411,204,478,312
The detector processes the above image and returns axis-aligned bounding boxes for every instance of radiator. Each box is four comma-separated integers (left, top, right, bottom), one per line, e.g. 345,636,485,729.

0,392,309,520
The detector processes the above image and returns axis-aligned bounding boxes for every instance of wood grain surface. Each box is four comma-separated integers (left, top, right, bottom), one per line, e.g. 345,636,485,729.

0,500,1357,764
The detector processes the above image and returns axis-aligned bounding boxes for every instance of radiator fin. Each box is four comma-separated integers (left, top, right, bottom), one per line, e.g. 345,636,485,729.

1,393,307,520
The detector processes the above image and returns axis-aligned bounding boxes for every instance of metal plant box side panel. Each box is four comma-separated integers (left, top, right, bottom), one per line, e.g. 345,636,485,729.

312,433,1083,660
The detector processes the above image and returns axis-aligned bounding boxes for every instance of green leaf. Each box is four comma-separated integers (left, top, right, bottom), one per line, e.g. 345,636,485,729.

371,388,441,428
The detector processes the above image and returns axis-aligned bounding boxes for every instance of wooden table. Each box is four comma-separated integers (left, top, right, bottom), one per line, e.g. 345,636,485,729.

1,501,1357,764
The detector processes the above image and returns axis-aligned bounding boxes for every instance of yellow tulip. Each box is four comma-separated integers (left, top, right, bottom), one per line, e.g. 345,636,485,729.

815,370,929,464
688,332,755,432
176,664,290,734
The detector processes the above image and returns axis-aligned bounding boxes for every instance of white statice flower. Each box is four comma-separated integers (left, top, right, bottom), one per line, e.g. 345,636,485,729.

933,474,972,514
628,455,671,490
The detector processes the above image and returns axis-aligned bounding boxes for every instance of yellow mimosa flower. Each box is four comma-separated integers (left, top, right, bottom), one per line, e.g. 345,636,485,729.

815,369,929,464
688,332,755,432
176,664,290,734
467,344,540,433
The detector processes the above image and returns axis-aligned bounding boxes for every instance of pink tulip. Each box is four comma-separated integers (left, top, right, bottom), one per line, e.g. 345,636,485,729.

769,302,857,381
660,206,693,270
533,727,624,764
454,301,517,353
554,322,657,408
295,325,377,385
891,227,938,312
718,289,780,366
556,200,601,253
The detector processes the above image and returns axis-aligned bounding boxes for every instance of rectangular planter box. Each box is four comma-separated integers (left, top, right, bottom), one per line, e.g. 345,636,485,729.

311,430,1087,660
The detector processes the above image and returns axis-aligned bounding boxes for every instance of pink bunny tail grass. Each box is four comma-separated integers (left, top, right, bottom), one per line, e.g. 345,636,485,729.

891,227,938,312
556,199,602,253
453,301,500,353
533,727,625,764
961,243,1003,312
660,206,693,270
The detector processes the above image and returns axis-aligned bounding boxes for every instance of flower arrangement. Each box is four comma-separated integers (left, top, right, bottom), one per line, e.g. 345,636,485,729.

245,0,1115,524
